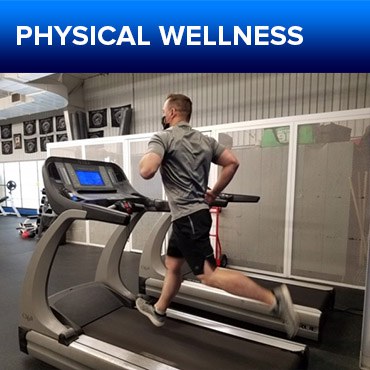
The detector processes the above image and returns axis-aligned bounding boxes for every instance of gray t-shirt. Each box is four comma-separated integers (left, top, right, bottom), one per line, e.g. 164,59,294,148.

146,122,225,220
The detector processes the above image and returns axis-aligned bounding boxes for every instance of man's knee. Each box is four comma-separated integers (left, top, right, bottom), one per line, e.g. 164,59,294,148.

197,273,218,288
165,256,184,273
196,261,218,287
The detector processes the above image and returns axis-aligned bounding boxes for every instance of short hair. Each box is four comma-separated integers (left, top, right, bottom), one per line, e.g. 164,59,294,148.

166,94,192,121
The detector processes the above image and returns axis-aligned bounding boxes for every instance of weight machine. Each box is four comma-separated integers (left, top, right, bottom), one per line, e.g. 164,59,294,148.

0,180,21,217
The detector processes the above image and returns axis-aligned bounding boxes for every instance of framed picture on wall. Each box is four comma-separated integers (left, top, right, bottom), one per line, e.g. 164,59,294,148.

1,140,13,155
24,138,37,153
111,105,131,127
40,135,54,152
56,115,66,131
89,109,107,128
56,133,68,142
13,133,22,149
88,130,104,138
39,117,54,135
1,124,12,139
24,120,36,136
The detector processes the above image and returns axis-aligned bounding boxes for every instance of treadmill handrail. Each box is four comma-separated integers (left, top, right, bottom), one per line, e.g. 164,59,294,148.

82,203,131,225
209,192,260,208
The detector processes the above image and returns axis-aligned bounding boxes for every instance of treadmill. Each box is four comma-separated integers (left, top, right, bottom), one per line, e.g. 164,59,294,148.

19,156,308,370
139,199,334,341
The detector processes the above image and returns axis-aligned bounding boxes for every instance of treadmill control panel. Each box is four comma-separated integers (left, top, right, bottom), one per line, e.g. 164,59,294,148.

43,156,170,221
56,162,116,193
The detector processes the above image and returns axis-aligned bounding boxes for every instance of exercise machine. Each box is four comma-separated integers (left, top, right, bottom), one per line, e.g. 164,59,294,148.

139,201,335,341
17,217,38,238
36,188,57,237
19,156,308,370
0,195,8,215
0,180,21,217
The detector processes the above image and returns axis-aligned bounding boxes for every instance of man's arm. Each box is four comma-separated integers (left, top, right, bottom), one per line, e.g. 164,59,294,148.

139,152,162,179
205,149,240,203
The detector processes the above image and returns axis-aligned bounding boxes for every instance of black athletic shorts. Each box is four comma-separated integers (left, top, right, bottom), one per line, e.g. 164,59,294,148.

167,209,217,275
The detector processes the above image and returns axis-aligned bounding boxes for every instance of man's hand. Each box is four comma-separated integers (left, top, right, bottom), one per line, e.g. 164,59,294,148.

205,189,218,204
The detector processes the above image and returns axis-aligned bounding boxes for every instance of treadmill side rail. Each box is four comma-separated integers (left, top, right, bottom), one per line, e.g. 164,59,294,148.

166,308,307,355
26,331,178,370
146,277,322,341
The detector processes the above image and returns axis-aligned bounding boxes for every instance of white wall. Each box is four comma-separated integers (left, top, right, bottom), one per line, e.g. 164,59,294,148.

83,73,370,135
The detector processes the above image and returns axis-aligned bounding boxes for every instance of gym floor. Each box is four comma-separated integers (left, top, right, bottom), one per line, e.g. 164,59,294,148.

0,216,364,370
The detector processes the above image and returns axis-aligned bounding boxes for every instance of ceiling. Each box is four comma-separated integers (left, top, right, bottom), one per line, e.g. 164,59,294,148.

0,73,103,124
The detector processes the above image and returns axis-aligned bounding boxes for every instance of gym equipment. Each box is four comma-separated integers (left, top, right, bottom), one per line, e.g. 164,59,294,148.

0,180,21,217
1,180,17,191
36,188,57,237
0,196,9,216
139,202,335,341
19,156,308,370
17,217,38,238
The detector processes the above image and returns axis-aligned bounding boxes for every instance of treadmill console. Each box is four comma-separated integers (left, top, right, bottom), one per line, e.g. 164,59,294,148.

42,156,156,224
55,161,117,193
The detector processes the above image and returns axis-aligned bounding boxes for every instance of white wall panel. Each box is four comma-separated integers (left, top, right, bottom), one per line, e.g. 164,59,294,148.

317,74,326,113
80,73,370,138
20,161,39,208
332,73,342,112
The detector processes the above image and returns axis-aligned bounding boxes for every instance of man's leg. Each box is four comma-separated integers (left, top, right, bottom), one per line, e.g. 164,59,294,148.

197,261,299,338
154,256,184,312
136,256,184,327
197,261,276,305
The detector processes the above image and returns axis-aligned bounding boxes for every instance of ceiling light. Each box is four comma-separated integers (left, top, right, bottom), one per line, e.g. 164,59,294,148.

0,73,68,121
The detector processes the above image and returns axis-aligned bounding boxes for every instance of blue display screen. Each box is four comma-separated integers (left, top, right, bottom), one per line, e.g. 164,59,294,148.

75,170,104,186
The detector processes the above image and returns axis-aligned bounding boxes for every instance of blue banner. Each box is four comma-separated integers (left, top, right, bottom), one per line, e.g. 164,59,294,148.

1,1,369,72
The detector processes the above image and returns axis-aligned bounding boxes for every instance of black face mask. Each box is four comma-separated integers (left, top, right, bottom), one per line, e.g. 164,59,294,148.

161,116,170,130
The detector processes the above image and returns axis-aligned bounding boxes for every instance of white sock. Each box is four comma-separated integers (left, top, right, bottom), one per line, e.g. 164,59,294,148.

154,305,166,315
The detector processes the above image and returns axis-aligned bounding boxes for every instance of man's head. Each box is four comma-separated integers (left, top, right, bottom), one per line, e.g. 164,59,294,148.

162,93,192,129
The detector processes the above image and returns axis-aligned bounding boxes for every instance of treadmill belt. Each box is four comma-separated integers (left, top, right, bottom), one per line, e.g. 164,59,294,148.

84,307,306,370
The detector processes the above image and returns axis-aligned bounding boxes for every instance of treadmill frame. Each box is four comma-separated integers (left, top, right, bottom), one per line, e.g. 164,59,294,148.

19,157,308,369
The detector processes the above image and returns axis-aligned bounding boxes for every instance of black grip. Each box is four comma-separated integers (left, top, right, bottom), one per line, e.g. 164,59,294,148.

210,193,260,208
209,199,228,207
153,199,170,212
219,193,260,203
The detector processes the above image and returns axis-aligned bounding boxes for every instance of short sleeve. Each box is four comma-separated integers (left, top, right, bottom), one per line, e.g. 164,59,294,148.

209,137,226,163
146,132,167,159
